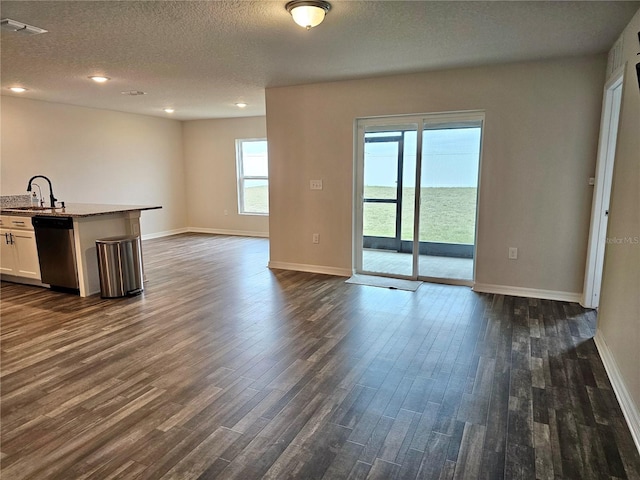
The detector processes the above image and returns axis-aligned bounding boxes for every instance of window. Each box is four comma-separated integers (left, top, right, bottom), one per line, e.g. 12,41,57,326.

236,139,269,215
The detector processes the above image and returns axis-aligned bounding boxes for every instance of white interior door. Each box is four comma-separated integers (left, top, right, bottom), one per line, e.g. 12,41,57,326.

582,71,624,309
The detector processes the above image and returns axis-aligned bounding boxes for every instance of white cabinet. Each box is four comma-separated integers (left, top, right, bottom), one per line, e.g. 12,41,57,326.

0,216,41,280
0,228,18,274
12,229,41,279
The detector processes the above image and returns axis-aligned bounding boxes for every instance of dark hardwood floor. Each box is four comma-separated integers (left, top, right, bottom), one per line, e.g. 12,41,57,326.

1,233,639,479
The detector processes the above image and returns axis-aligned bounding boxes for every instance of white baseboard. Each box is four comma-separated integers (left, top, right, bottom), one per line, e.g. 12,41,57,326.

188,227,269,238
141,227,269,240
0,275,49,288
141,228,189,240
594,330,640,454
472,283,582,303
268,261,351,277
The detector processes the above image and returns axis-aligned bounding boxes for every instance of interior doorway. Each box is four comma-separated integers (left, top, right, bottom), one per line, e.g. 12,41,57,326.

582,69,624,309
354,112,483,285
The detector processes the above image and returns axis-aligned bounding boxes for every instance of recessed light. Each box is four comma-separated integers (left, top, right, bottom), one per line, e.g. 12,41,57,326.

89,76,110,83
163,108,175,114
9,86,28,93
1,18,47,35
235,102,247,108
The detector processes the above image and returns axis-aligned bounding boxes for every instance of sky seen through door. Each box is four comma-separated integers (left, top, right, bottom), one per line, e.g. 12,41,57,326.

364,128,481,188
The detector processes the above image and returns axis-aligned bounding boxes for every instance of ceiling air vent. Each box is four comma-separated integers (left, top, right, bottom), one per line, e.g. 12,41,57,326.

1,18,48,35
121,90,147,96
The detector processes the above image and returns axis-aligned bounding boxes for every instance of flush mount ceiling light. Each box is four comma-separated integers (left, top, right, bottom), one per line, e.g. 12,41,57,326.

163,108,175,114
89,75,110,83
285,0,331,30
9,86,28,93
235,102,248,108
1,18,47,35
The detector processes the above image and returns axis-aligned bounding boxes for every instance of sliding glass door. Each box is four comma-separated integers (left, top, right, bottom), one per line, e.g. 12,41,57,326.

355,113,483,284
418,120,482,281
360,126,418,277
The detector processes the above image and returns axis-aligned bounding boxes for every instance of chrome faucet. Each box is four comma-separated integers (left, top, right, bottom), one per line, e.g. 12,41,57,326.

27,175,57,208
31,183,44,206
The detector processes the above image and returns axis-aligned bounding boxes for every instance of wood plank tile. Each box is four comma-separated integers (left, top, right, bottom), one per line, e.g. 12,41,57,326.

452,422,485,479
377,408,417,463
416,431,451,479
160,426,241,479
533,421,554,480
367,458,401,479
1,234,638,480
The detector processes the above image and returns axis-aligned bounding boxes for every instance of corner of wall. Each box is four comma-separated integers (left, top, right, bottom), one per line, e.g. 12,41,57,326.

594,330,640,453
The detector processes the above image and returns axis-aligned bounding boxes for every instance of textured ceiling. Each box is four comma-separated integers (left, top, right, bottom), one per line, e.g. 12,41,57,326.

1,1,638,120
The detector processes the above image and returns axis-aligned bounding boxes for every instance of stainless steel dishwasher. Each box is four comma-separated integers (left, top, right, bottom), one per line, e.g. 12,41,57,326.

32,216,79,291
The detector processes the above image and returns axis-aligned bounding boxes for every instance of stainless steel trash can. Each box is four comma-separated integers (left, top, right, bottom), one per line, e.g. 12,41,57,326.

96,235,144,298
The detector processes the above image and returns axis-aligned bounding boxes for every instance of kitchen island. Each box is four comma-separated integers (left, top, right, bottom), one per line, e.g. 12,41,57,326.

1,203,161,297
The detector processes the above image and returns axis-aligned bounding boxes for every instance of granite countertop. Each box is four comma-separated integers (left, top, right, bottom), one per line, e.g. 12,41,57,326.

0,203,162,218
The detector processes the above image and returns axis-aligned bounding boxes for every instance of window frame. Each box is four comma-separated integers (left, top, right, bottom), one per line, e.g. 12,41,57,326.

235,138,269,216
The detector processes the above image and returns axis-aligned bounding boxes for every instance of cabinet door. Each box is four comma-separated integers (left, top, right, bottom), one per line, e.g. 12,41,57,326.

12,230,41,280
0,228,17,275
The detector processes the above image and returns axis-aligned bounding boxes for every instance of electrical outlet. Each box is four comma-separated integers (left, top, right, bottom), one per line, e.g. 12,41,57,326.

312,233,320,244
508,247,518,260
310,179,323,190
224,209,228,216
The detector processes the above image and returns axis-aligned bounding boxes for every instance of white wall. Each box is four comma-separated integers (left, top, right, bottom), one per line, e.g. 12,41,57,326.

183,116,268,236
266,56,606,295
597,7,640,438
0,96,187,236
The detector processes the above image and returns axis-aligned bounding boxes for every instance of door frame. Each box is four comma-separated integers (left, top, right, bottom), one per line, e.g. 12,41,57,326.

362,133,405,252
582,68,624,309
353,110,485,285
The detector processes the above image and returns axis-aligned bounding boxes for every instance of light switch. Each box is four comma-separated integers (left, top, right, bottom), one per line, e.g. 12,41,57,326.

310,179,323,190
